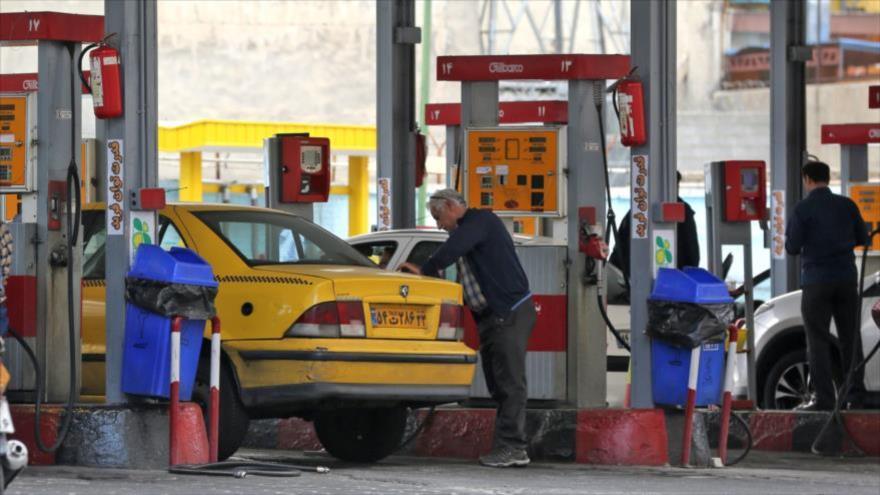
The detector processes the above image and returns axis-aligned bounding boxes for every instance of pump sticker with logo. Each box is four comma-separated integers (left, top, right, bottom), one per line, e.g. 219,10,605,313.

129,211,155,263
107,139,124,235
653,229,675,275
771,190,785,260
631,155,649,239
377,177,392,231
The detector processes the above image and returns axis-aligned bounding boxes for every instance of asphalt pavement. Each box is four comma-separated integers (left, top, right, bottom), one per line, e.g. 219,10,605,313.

8,449,880,495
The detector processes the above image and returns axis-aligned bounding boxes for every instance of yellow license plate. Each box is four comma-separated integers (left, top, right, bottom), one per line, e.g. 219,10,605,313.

370,305,427,329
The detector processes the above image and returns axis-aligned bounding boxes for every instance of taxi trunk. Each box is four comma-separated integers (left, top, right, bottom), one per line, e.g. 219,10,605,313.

253,265,462,340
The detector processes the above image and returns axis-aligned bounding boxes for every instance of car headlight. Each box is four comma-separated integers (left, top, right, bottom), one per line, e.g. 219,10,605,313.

285,301,366,338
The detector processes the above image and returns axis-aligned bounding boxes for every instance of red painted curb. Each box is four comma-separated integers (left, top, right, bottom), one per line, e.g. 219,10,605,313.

173,402,210,465
842,413,880,456
414,409,496,459
10,404,60,465
576,409,669,466
267,408,672,465
748,412,795,452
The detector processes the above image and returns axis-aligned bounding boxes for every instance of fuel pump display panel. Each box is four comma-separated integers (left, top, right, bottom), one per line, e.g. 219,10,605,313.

0,94,32,192
851,184,880,251
464,127,563,217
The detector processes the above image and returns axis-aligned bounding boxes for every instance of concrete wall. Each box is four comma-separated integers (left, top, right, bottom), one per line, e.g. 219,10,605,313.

690,81,880,180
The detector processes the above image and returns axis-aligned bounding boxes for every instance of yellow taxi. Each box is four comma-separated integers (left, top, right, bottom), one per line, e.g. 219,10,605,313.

81,203,476,461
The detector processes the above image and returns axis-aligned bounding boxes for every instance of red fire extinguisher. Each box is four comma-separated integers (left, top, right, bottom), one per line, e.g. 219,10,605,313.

80,38,123,119
615,78,646,147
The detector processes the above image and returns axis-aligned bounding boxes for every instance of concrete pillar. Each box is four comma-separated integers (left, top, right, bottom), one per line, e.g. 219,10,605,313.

102,0,159,403
770,0,806,296
629,0,679,408
377,0,420,229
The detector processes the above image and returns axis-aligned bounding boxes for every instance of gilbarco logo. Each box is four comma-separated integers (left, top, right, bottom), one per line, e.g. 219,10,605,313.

489,62,524,73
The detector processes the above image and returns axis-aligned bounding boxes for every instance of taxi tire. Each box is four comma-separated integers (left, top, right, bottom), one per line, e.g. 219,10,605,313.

193,359,250,461
313,407,407,463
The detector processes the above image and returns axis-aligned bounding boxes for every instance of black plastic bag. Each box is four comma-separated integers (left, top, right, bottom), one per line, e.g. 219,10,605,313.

125,277,218,320
646,300,733,349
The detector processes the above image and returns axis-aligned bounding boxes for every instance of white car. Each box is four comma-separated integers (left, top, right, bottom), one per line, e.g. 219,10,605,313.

748,272,880,409
348,229,631,406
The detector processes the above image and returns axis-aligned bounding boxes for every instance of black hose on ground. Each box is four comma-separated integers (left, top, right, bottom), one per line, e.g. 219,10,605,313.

169,460,308,478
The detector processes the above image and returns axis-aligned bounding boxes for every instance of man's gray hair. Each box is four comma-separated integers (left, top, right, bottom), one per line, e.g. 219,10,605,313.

428,188,467,211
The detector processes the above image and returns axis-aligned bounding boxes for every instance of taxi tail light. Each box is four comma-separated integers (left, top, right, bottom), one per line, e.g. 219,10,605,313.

285,301,365,338
337,301,366,337
437,304,464,341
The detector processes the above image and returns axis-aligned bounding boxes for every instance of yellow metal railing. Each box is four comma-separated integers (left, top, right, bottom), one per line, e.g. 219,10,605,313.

161,120,374,236
159,119,376,153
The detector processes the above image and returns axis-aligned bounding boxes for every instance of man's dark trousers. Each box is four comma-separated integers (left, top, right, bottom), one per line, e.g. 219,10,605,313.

477,299,537,450
801,280,865,408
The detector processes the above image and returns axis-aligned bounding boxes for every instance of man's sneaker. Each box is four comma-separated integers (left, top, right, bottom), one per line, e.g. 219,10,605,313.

479,446,530,468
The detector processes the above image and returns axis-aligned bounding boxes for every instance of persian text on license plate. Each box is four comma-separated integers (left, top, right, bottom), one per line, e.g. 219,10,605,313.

370,305,427,329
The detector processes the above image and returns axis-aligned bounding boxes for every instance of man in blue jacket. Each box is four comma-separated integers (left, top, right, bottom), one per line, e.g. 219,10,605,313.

785,161,869,411
400,189,536,467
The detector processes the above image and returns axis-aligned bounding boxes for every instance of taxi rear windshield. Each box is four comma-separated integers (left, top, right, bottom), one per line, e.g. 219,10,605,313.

194,210,373,267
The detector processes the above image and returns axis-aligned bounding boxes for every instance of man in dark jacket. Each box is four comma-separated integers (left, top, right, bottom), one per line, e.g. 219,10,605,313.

400,188,535,468
785,161,869,411
610,171,701,284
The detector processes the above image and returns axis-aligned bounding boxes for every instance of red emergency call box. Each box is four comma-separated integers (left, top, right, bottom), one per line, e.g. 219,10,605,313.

722,160,766,222
277,134,330,203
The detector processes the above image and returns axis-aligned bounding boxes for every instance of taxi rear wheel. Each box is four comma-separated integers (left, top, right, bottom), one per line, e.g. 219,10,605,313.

313,407,407,463
192,359,250,460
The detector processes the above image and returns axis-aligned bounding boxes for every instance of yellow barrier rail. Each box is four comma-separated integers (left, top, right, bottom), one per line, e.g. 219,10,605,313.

159,119,376,153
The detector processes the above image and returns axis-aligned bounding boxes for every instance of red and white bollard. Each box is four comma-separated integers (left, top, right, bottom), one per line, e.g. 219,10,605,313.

717,324,739,466
208,316,221,464
680,344,701,467
169,315,221,466
170,316,183,467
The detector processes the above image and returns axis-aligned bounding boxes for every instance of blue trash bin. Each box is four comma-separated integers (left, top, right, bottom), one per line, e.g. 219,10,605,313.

650,267,732,406
121,245,218,400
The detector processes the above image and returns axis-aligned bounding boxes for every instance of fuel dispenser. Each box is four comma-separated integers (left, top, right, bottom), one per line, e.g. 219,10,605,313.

705,160,767,403
437,53,632,407
265,133,331,220
0,14,111,462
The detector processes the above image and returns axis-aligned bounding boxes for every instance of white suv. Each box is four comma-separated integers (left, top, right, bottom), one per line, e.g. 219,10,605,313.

746,272,880,409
